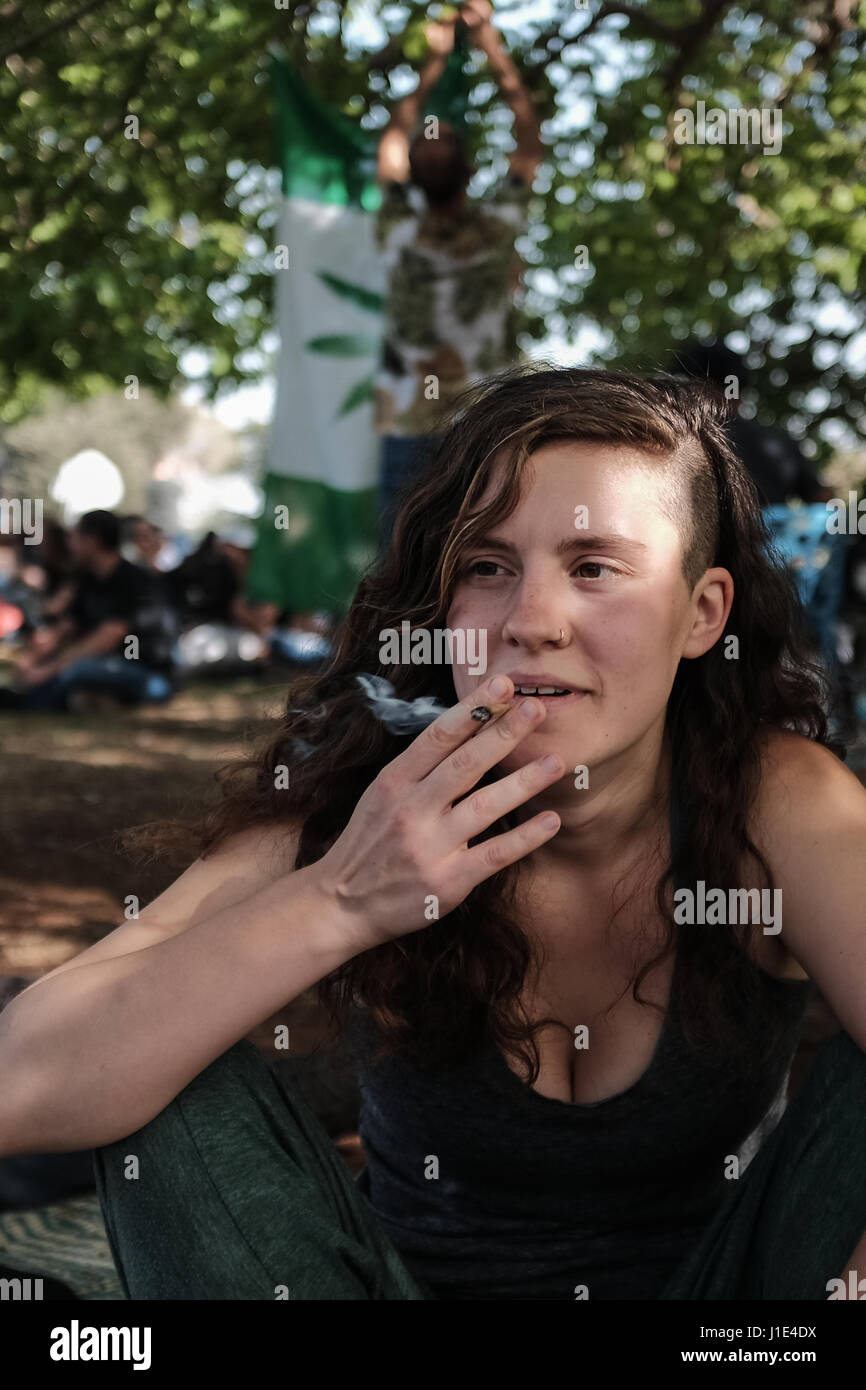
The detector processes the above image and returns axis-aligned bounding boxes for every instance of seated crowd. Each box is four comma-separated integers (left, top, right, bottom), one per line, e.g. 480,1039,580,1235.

0,510,332,712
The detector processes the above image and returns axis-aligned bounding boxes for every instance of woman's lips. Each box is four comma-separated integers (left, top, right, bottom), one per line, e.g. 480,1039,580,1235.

519,690,588,707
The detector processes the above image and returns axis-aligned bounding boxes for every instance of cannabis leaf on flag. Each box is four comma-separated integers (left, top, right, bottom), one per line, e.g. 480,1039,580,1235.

248,36,471,616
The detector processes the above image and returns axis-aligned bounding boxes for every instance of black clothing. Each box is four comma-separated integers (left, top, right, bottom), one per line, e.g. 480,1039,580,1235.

68,557,143,635
345,767,813,1300
68,558,176,672
165,546,239,627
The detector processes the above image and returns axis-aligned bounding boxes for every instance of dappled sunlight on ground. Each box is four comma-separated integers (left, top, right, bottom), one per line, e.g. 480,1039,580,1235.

0,880,118,972
0,677,281,974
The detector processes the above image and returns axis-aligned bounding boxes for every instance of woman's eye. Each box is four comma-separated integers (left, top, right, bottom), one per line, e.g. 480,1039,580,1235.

574,561,616,580
465,560,506,577
462,559,617,579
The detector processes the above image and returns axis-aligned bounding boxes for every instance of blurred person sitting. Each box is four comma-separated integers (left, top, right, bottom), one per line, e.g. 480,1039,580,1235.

14,519,75,625
165,527,272,629
25,518,74,603
166,527,280,672
121,514,182,573
0,536,30,639
3,509,175,712
0,520,73,636
166,527,331,670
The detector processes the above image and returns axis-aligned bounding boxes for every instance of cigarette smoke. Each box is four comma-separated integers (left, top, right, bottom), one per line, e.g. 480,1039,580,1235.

353,673,450,733
287,673,450,761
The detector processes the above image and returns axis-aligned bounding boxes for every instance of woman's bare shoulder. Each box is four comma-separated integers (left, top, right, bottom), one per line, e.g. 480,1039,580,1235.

753,725,861,824
749,726,866,980
750,727,866,1030
749,725,861,872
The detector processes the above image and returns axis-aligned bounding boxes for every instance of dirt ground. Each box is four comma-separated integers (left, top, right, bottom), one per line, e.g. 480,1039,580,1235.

0,674,284,977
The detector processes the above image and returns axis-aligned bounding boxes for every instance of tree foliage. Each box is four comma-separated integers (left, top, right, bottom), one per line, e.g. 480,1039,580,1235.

1,0,864,460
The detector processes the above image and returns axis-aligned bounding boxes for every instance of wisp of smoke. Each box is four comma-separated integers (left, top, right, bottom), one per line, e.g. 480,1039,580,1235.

353,673,450,733
286,673,450,761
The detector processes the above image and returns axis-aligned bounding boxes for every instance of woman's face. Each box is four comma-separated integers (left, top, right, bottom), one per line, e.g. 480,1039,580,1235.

444,440,732,789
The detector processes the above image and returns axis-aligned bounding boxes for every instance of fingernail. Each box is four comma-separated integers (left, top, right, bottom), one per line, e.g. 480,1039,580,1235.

489,675,509,698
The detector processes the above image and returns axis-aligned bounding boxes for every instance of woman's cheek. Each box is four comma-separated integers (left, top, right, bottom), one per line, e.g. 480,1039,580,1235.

599,625,676,720
603,603,667,670
446,600,496,683
446,594,487,631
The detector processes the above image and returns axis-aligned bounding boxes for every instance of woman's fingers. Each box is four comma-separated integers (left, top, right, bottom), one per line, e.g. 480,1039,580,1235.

420,690,549,805
315,676,562,945
384,673,520,786
461,809,561,893
447,751,563,845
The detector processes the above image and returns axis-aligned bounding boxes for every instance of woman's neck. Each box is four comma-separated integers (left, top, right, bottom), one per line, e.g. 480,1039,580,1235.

520,721,673,879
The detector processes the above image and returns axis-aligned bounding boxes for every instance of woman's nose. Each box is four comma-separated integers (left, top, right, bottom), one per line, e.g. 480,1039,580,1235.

501,598,571,650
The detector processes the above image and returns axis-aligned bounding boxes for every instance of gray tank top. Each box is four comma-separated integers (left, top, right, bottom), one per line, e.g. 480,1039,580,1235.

345,779,813,1301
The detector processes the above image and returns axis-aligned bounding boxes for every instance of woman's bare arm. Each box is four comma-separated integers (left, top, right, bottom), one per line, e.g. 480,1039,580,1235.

0,825,367,1156
0,671,563,1156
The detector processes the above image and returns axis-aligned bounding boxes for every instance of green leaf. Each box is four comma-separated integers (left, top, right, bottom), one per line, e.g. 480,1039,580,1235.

304,333,380,356
335,372,375,417
317,270,383,314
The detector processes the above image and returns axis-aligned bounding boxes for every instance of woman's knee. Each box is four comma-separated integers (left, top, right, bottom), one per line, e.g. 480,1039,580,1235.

94,1040,275,1196
752,1030,866,1297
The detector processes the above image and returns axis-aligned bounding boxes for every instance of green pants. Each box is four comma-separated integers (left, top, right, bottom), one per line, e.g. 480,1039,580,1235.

93,1029,866,1300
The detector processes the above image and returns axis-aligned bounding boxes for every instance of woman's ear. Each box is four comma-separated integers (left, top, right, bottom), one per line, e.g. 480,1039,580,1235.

681,566,735,659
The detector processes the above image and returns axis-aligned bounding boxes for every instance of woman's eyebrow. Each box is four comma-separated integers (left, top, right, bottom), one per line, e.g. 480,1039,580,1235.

465,533,649,557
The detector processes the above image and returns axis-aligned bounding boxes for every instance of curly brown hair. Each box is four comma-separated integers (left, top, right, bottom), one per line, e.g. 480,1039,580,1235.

170,362,842,1083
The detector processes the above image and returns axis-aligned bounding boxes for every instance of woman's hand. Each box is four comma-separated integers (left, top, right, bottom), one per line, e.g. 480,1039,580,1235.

311,675,563,949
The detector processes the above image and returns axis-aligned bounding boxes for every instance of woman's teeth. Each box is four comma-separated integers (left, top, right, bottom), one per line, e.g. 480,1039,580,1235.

513,686,570,696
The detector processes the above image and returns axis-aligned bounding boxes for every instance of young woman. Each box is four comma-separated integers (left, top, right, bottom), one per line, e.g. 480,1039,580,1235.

1,365,865,1301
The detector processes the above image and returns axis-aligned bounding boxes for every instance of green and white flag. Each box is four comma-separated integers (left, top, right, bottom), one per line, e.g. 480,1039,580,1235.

248,43,473,616
247,52,383,615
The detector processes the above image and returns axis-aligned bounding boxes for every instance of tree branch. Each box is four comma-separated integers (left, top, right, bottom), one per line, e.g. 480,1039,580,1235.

661,0,737,96
26,0,183,237
0,0,113,63
771,0,858,112
574,3,682,47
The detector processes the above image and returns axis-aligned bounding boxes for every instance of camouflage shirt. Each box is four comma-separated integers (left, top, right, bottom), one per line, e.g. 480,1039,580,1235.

373,173,532,437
